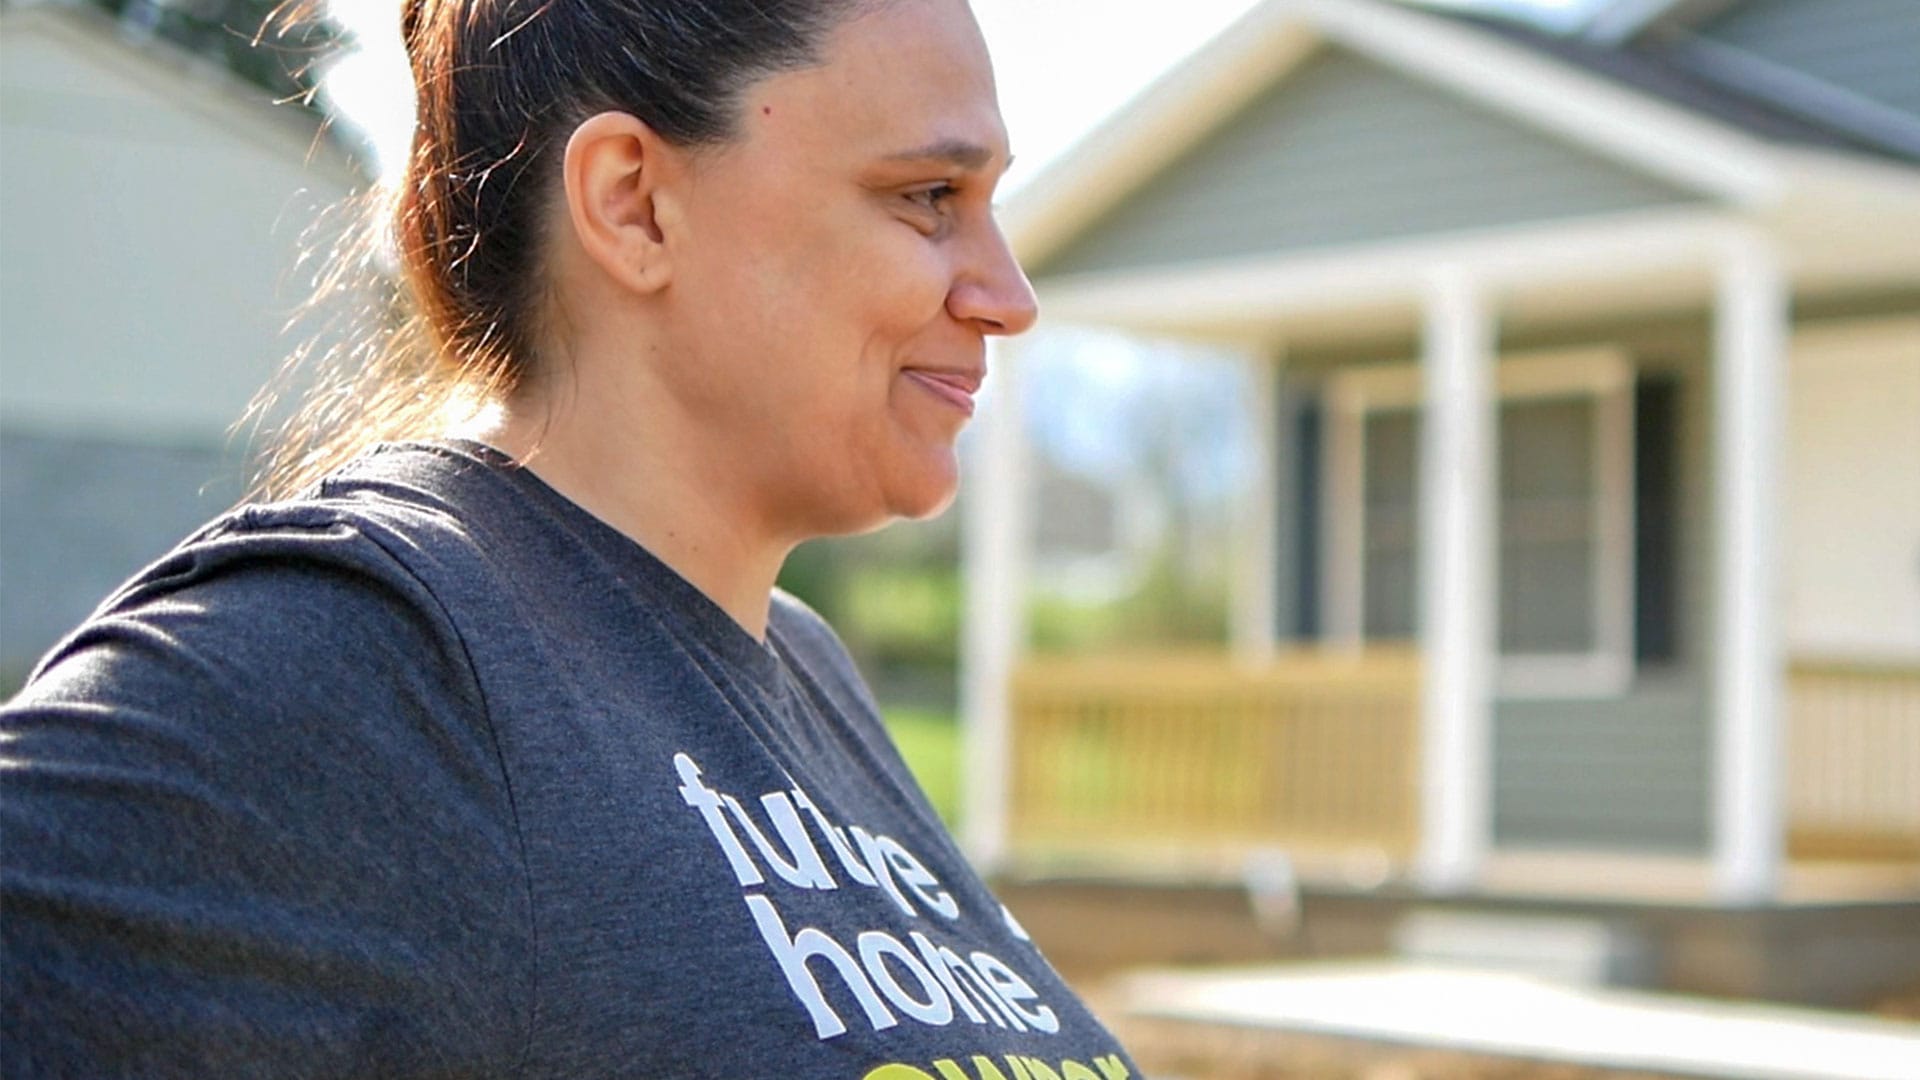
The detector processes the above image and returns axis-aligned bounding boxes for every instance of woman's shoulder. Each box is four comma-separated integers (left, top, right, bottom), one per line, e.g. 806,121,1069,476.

1,445,537,1076
152,441,523,596
18,442,512,690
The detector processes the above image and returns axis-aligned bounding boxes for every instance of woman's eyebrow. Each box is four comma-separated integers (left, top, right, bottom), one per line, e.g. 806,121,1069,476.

882,138,1010,172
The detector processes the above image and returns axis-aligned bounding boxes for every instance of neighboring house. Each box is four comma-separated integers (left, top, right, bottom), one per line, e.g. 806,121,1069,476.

963,0,1920,934
1032,459,1167,604
0,1,359,686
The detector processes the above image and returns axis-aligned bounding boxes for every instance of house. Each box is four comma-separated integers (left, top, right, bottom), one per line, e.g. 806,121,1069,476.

0,1,360,686
961,0,1920,1001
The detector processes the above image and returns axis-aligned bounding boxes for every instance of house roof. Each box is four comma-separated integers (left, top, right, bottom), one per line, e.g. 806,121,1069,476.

1003,0,1920,271
1571,0,1740,46
1431,5,1920,163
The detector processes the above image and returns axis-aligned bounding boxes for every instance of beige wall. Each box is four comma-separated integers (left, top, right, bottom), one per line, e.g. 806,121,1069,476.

0,10,355,444
1785,315,1920,660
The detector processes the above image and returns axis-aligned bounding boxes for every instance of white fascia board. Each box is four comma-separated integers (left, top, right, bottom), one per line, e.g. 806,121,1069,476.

1300,0,1786,207
1034,206,1749,331
3,5,362,187
1002,1,1323,268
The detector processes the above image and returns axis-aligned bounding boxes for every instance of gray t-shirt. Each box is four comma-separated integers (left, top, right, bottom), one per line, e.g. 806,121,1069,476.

2,441,1138,1079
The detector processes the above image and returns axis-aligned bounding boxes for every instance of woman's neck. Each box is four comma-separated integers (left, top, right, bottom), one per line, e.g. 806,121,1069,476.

460,384,793,642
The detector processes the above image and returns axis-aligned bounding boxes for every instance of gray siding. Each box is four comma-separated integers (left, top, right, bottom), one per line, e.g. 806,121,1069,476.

1494,674,1709,851
1698,0,1920,118
1035,47,1702,280
1497,342,1714,853
1,430,248,691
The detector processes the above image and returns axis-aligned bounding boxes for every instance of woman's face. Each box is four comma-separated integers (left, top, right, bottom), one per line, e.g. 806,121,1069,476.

658,0,1036,540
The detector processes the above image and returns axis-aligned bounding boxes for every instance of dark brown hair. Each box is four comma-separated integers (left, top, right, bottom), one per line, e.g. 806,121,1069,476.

252,0,862,497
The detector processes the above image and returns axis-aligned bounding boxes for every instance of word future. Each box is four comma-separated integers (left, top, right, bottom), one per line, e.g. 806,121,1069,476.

676,753,1059,1041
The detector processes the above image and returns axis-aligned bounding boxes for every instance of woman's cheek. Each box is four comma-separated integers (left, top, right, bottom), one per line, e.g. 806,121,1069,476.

871,232,954,317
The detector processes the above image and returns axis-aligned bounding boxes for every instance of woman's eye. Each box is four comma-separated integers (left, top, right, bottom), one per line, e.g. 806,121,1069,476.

906,184,959,212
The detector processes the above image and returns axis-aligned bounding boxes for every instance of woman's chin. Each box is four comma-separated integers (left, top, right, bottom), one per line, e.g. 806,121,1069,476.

892,481,958,523
889,452,962,522
836,456,959,533
802,445,961,537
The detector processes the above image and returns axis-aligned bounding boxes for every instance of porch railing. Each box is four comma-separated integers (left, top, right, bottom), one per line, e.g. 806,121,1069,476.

1007,649,1421,873
1787,658,1920,860
1004,650,1919,874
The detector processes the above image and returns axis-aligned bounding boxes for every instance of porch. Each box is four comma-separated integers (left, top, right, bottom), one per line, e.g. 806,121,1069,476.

964,213,1920,908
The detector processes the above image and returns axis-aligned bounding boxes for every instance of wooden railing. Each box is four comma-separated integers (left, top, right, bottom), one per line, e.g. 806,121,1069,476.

1787,658,1920,860
1007,649,1421,873
1004,650,1918,874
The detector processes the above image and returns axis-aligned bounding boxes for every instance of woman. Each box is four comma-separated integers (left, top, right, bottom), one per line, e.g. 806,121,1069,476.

0,1,1140,1075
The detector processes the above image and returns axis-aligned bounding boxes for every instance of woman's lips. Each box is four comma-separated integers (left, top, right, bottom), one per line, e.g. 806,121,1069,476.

902,368,982,417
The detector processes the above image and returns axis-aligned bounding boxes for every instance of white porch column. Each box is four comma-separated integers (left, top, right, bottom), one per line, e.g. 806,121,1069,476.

1711,229,1789,904
960,338,1030,872
1416,268,1498,894
1231,346,1282,666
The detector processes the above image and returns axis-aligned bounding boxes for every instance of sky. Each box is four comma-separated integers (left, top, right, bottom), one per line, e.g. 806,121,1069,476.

320,0,1607,192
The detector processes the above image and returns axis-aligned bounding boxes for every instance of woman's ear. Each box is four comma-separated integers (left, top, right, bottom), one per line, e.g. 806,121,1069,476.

561,111,677,296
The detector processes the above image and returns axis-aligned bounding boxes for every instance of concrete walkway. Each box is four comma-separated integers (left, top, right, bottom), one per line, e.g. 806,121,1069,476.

1120,961,1920,1079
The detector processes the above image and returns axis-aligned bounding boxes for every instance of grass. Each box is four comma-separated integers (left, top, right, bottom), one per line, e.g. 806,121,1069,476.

880,706,961,827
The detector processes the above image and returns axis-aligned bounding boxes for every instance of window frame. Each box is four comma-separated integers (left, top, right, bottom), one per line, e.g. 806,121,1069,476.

1321,346,1637,699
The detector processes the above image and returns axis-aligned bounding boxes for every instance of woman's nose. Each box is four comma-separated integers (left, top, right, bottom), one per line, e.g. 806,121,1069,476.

949,221,1039,336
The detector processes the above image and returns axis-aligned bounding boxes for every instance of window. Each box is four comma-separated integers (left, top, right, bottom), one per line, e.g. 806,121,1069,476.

1323,349,1635,698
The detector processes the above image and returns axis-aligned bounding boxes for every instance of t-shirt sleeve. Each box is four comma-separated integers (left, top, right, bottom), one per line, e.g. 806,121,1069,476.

0,519,533,1078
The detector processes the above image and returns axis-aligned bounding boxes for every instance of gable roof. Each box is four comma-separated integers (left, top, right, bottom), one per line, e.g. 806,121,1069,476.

1470,0,1920,161
1004,0,1920,271
1433,8,1919,162
1578,0,1741,45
